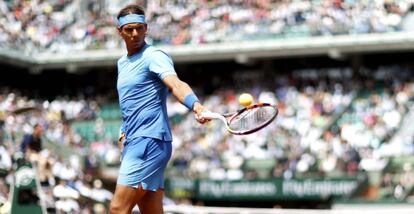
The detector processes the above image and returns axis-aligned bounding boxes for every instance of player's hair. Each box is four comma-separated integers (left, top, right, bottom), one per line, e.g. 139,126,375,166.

117,4,145,20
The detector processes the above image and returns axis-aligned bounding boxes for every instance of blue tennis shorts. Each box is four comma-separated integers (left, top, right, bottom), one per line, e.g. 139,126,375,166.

117,137,172,191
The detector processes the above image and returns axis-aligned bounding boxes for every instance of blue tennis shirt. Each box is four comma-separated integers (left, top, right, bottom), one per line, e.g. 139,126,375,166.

117,44,176,141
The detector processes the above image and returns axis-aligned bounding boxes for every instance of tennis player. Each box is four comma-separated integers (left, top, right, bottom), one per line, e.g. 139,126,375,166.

110,4,209,214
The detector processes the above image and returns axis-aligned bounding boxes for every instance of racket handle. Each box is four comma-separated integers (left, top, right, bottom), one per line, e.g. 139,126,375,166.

200,111,222,120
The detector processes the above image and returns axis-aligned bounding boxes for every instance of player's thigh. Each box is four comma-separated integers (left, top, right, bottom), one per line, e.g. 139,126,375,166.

137,189,164,214
110,184,146,213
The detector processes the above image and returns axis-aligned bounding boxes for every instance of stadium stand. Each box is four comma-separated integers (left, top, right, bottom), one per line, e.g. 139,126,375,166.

1,0,414,53
1,0,414,213
1,64,414,212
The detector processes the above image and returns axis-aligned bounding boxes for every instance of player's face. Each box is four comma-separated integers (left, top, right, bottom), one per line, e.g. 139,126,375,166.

118,23,147,50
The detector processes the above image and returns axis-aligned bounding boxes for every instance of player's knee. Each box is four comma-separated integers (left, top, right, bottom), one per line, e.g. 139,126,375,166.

109,200,123,214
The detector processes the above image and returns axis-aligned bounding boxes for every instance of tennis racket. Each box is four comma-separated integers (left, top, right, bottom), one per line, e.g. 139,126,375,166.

201,103,278,135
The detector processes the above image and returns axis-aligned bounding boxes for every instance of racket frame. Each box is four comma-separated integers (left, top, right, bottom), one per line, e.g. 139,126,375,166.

202,103,278,135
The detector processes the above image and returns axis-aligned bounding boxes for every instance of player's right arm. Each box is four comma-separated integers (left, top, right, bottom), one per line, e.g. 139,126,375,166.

118,132,125,152
118,123,126,152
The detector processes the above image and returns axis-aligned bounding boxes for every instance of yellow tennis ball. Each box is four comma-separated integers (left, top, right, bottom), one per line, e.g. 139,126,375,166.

239,93,253,107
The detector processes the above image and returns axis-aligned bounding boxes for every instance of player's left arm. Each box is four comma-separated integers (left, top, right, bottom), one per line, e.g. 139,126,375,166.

162,75,209,123
149,50,209,123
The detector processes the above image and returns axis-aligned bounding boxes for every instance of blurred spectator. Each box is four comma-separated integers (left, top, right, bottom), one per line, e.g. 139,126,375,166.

1,64,414,207
53,179,80,213
0,146,12,173
20,123,44,162
2,0,414,53
89,179,112,203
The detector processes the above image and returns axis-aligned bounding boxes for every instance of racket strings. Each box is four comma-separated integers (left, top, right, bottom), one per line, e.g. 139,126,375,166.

228,106,276,132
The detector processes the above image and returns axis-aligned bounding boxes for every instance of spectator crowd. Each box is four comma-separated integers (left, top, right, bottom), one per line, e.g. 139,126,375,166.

1,0,414,53
1,0,414,211
0,91,113,213
1,65,414,212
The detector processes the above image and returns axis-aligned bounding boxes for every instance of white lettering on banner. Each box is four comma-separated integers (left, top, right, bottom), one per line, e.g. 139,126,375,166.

171,178,194,189
199,181,277,198
282,180,358,197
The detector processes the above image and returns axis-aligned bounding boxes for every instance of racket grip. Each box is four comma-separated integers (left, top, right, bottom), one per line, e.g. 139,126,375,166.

200,111,221,119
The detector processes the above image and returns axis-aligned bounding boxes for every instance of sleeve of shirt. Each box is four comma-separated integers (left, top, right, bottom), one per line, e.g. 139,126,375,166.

148,50,177,80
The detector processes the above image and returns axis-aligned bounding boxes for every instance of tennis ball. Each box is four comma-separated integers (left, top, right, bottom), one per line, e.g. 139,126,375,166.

239,93,253,107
